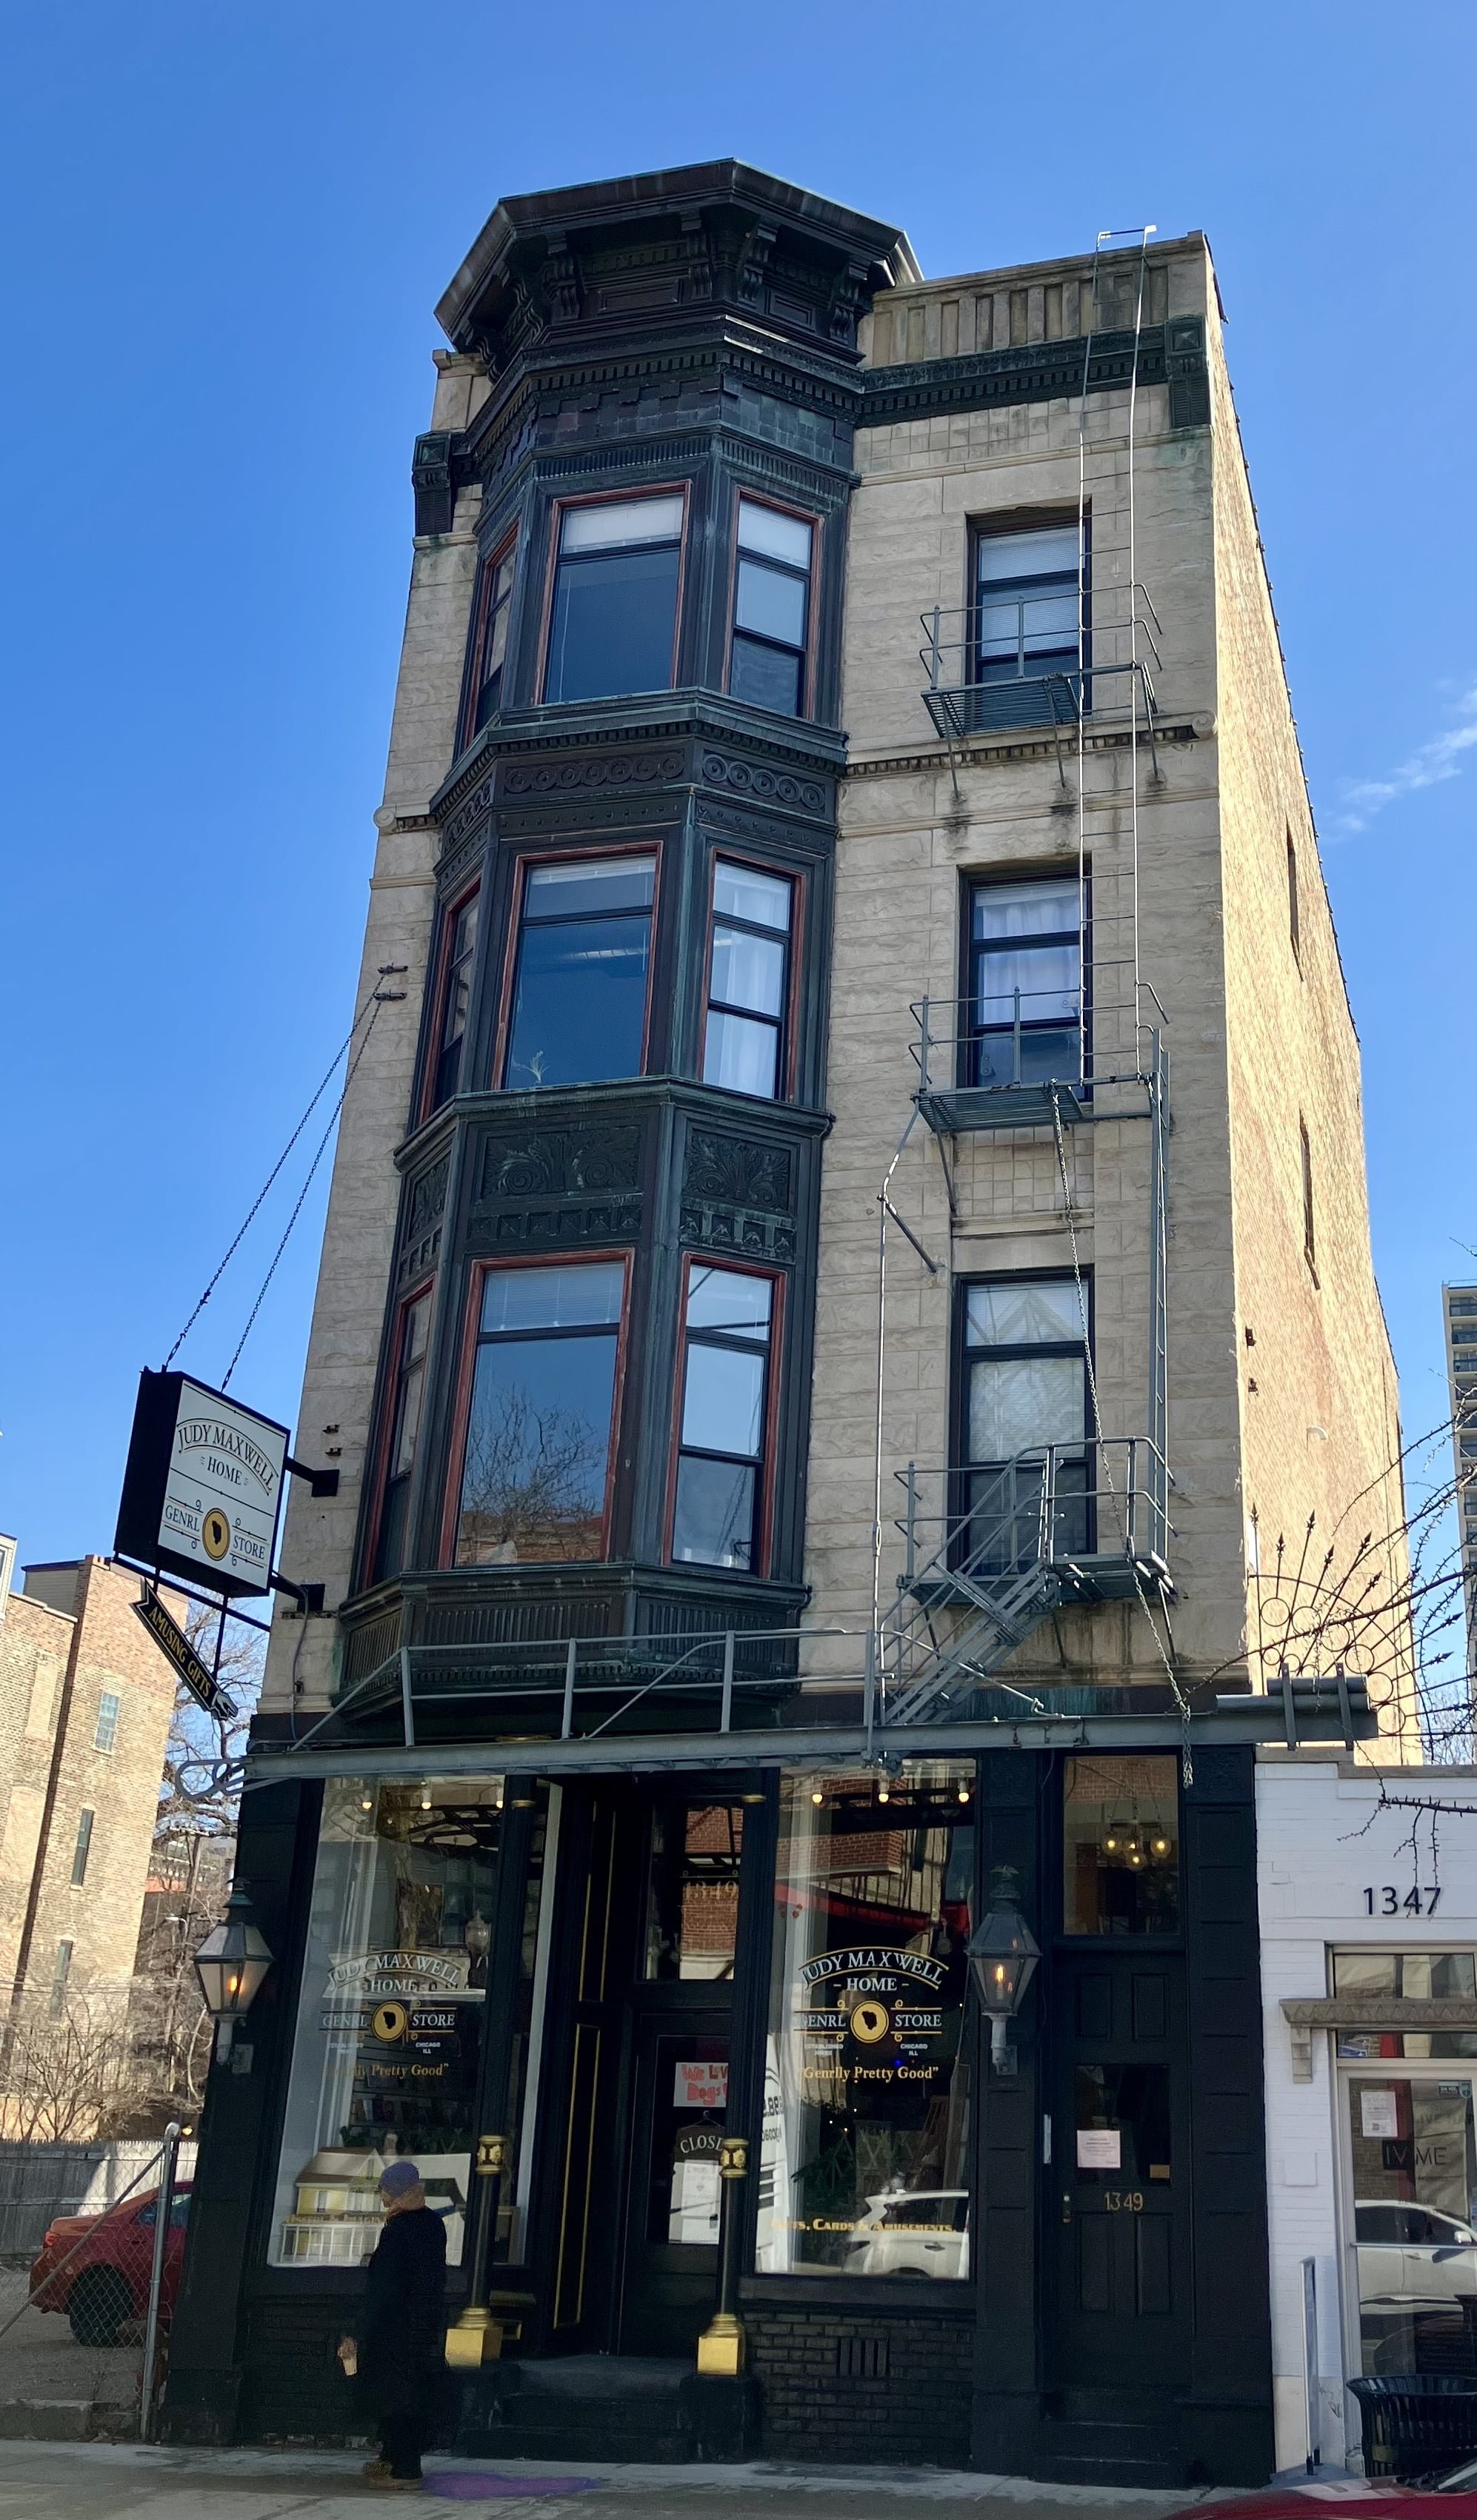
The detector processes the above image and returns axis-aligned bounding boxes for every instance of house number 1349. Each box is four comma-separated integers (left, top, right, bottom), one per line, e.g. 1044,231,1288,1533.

1363,1886,1441,1915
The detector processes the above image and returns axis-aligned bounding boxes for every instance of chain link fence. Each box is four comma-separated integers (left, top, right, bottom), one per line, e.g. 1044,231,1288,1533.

0,2130,190,2439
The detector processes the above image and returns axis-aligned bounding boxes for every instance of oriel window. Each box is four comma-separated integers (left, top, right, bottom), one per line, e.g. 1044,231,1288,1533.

544,495,684,704
429,890,479,1114
702,860,793,1100
968,875,1081,1089
729,499,813,717
671,1265,774,1571
373,1286,433,1585
468,541,517,737
504,854,655,1092
455,1261,625,1565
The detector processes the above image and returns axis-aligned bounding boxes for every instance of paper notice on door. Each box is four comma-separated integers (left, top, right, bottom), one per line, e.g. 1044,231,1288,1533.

1077,2128,1121,2169
1361,2090,1399,2140
674,2060,729,2109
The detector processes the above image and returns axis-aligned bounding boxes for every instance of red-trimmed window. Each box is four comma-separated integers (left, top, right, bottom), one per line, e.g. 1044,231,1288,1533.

670,1263,776,1572
427,889,479,1114
544,494,684,704
503,852,655,1091
728,498,814,718
465,538,517,741
453,1260,627,1566
702,859,793,1101
372,1285,433,1584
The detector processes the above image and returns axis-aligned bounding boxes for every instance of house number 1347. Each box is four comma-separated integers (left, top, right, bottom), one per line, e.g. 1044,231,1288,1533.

1363,1886,1441,1915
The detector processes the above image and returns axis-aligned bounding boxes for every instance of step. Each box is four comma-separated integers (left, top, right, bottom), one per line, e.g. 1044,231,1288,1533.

455,2356,721,2467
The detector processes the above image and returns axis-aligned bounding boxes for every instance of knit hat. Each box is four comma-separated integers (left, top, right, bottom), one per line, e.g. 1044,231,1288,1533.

379,2159,421,2199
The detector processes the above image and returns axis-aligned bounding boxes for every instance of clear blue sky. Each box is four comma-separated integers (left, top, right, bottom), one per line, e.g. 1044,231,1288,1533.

1,0,1473,1568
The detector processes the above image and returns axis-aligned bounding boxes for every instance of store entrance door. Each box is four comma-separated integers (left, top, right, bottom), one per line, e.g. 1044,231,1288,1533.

615,1797,744,2357
1342,2071,1477,2378
1050,1953,1192,2391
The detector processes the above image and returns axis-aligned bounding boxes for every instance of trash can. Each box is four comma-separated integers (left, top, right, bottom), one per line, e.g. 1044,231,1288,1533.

1348,2376,1477,2478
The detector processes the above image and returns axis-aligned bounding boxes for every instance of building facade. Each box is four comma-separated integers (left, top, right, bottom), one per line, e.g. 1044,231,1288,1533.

1257,1754,1477,2473
0,1551,178,2076
167,165,1411,2484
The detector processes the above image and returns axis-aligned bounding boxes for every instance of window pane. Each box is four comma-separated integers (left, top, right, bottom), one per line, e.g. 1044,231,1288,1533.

978,592,1077,662
485,600,510,678
560,495,685,553
710,923,785,1017
681,1342,765,1457
730,635,804,715
703,1009,778,1097
969,1354,1085,1460
974,880,1078,941
966,1280,1082,1345
505,914,650,1088
1063,1754,1179,1936
974,943,1079,1029
456,1328,618,1563
524,856,654,919
686,1266,772,1335
977,525,1079,584
714,863,791,932
644,1804,744,1981
672,1454,757,1568
735,555,807,647
738,500,813,569
390,1356,426,1479
404,1290,432,1365
546,545,680,703
757,1771,974,2277
479,1263,624,1335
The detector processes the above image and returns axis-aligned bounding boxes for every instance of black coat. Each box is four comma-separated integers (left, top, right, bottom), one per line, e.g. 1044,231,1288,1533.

358,2205,447,2417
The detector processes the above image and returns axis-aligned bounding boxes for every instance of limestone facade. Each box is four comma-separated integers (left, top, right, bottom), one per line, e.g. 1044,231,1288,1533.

810,235,1413,1726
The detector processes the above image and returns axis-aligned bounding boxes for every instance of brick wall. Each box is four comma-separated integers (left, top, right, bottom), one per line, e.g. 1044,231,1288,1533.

746,2304,973,2465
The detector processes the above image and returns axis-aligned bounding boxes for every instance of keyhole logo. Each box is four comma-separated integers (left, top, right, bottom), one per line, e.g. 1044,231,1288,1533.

850,1999,890,2045
201,1507,232,1560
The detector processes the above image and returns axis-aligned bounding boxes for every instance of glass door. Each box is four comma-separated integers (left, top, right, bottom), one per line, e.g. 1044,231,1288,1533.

1343,2073,1477,2376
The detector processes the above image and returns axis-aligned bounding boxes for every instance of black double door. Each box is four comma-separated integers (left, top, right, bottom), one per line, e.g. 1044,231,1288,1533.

1050,1951,1191,2392
617,1996,730,2356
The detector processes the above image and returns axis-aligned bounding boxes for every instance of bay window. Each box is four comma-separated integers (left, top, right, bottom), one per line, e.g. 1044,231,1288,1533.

454,1260,626,1565
671,1264,774,1571
503,853,655,1091
702,860,793,1100
372,1286,433,1585
466,540,517,738
730,498,813,716
544,494,684,704
428,889,479,1114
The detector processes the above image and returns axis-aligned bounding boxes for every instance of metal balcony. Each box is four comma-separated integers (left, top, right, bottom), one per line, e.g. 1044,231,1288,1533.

910,981,1162,1133
918,583,1162,756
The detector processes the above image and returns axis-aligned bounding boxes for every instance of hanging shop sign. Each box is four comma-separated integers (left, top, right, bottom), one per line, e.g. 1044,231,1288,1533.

115,1369,288,1599
132,1585,239,1721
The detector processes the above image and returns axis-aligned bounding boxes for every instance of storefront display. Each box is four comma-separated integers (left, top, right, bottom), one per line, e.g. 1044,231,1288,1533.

270,1777,530,2268
756,1767,974,2276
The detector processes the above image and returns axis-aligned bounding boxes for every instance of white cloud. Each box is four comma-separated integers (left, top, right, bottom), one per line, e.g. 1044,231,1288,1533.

1333,681,1477,833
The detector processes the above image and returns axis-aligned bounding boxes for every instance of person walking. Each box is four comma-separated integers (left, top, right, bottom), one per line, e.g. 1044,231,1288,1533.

339,2158,447,2489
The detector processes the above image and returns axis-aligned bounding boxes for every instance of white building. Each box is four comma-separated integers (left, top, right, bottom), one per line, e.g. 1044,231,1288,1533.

1258,1753,1477,2472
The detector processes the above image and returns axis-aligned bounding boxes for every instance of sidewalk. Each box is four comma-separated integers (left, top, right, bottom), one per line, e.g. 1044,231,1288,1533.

0,2442,1218,2519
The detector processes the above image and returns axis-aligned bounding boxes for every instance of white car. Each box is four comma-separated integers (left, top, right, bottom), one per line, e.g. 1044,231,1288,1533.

844,2190,970,2279
1354,2200,1477,2304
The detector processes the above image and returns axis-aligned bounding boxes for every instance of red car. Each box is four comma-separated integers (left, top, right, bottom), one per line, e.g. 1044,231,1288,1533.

1171,2470,1477,2519
29,2185,192,2347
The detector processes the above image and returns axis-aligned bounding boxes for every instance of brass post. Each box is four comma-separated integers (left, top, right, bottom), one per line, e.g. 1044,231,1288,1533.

445,2133,509,2369
696,2133,748,2377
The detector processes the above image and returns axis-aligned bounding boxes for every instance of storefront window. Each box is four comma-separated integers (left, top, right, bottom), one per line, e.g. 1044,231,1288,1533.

270,1778,540,2269
1062,1754,1179,1935
756,1767,975,2279
1346,2074,1477,2374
